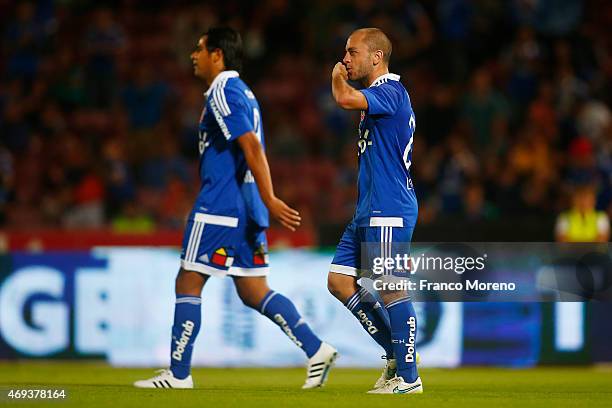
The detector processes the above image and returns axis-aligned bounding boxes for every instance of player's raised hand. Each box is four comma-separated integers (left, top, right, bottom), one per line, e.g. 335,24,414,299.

267,197,301,231
332,62,348,81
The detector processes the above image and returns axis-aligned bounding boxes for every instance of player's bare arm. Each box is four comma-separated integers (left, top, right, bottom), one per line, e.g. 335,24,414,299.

331,63,368,110
237,131,301,231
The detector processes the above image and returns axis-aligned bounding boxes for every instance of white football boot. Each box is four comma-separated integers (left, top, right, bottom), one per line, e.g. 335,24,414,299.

134,369,193,389
367,376,423,394
302,342,338,389
373,352,420,389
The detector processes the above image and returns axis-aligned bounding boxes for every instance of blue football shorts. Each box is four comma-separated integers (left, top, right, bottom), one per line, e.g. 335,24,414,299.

330,217,414,279
180,212,269,277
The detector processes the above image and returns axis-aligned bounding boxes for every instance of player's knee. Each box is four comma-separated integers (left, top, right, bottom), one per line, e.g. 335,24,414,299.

233,277,269,310
380,291,409,306
175,268,206,296
327,273,352,302
327,274,340,297
237,291,261,310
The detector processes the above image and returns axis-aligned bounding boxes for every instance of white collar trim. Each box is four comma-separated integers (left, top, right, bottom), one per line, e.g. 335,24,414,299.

204,70,239,96
369,73,400,87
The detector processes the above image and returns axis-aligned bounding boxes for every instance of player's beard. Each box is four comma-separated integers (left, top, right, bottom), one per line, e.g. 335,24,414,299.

348,67,361,82
355,68,371,87
350,63,372,87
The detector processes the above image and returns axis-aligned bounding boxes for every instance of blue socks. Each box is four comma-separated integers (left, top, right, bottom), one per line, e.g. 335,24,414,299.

345,287,419,383
259,291,322,358
169,290,321,379
386,297,418,383
345,286,394,358
170,295,202,379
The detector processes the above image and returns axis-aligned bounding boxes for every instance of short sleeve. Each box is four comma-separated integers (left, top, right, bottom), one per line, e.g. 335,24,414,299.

360,83,403,116
209,85,253,140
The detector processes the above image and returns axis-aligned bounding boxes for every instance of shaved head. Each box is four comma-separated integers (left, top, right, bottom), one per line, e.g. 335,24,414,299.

343,27,393,85
351,28,392,64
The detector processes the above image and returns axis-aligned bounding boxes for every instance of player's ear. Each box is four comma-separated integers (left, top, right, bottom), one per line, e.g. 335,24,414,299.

373,50,383,66
212,48,224,66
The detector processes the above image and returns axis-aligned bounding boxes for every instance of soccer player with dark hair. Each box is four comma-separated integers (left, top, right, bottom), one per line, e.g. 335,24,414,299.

134,27,337,390
327,28,423,394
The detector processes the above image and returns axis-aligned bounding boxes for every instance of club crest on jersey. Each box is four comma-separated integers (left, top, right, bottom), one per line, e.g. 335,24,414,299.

360,110,365,123
211,247,234,267
253,244,269,265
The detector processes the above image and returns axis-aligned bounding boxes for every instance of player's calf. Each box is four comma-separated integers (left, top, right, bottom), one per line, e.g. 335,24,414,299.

254,289,339,388
329,273,394,359
385,296,419,384
256,290,323,358
168,294,202,380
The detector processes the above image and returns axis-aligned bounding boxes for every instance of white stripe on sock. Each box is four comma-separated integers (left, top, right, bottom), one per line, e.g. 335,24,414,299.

260,292,277,314
385,297,411,309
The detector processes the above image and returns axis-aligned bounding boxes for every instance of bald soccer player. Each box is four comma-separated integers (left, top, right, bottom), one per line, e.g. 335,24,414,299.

327,28,423,394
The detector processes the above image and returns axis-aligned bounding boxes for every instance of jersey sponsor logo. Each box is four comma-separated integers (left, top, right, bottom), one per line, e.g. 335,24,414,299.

273,314,303,347
357,309,380,334
211,247,234,267
171,320,195,362
357,128,372,156
405,316,416,363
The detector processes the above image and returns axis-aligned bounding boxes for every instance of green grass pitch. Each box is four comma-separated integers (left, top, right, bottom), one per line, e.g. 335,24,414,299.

1,362,611,407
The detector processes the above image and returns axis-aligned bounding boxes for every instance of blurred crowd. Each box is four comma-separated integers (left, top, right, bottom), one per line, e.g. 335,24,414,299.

0,0,611,236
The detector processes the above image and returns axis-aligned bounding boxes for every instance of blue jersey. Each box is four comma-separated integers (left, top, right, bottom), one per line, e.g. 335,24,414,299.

195,70,269,227
354,73,418,228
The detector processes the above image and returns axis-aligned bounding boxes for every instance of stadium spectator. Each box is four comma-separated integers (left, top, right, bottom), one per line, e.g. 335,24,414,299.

83,6,125,108
0,0,609,243
555,184,610,242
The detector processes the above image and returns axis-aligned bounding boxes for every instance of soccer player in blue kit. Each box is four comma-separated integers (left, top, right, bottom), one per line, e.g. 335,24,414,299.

327,28,423,394
135,27,337,389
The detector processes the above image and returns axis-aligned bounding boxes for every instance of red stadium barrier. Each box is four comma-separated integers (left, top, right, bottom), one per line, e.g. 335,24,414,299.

0,228,315,251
